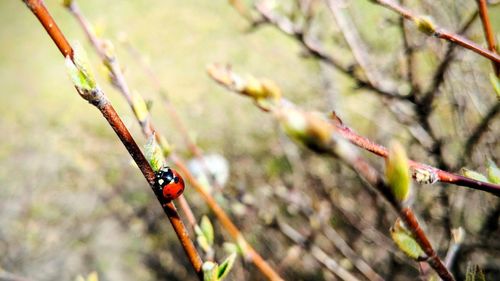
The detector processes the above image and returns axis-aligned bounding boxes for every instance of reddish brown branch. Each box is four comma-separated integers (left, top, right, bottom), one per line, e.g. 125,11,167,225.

372,0,500,64
170,155,284,281
208,66,458,280
208,64,500,196
336,147,454,280
63,2,283,280
333,119,500,197
21,0,203,278
476,0,499,75
399,208,454,280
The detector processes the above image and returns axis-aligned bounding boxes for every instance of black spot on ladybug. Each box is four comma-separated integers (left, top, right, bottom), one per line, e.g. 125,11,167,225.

176,189,183,196
174,177,179,183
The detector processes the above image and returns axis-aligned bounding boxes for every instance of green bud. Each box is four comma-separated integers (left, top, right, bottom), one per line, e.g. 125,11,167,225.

62,0,74,8
390,219,425,260
489,73,500,100
386,141,411,202
280,107,308,141
217,252,237,281
461,168,488,182
200,215,215,246
65,43,96,92
144,134,165,172
414,16,436,36
202,261,218,281
487,160,500,184
158,135,173,158
279,108,333,153
101,40,116,61
261,79,282,100
242,76,264,98
132,93,149,123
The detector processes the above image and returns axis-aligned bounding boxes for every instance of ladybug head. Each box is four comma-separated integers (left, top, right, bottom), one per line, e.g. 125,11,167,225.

155,166,175,186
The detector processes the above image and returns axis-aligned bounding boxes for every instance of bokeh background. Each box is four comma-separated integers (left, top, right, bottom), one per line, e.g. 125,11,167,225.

1,0,499,280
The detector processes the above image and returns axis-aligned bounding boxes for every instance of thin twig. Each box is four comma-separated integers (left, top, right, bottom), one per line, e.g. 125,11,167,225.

208,65,500,196
476,0,499,75
325,0,387,91
64,0,199,232
255,1,406,100
208,65,456,280
323,227,385,281
120,40,222,192
398,0,419,98
458,101,500,167
422,10,479,106
64,2,283,280
275,219,361,281
21,0,203,278
371,0,500,63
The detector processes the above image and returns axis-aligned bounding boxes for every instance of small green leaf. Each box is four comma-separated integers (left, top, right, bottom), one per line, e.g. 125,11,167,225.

202,261,218,281
144,134,165,171
489,73,500,99
487,159,500,184
386,141,411,202
200,215,215,246
67,42,96,91
390,219,425,260
217,252,237,281
132,93,149,123
65,56,96,92
461,168,488,182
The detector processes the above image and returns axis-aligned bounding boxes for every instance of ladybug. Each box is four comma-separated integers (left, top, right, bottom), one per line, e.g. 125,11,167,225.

154,166,185,202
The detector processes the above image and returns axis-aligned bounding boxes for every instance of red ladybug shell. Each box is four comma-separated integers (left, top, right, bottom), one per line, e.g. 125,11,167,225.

155,167,185,201
163,169,185,201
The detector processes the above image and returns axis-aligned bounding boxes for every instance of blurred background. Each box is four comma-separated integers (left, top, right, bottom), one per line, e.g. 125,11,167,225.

0,0,499,280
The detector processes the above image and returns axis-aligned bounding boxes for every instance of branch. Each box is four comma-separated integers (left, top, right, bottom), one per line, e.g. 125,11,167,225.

64,0,199,232
325,0,388,91
208,65,456,280
207,64,500,197
255,1,406,100
476,0,500,75
371,0,500,64
21,0,203,278
422,10,479,105
64,2,283,280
